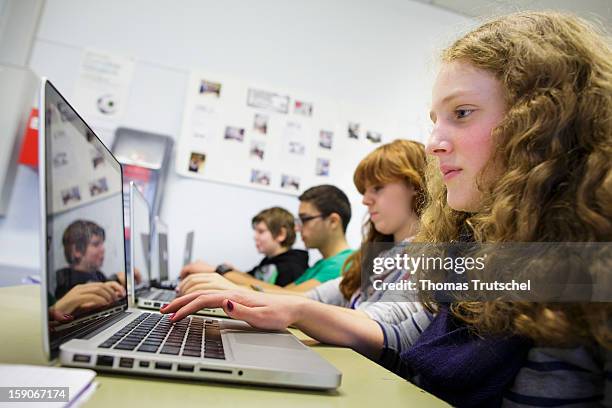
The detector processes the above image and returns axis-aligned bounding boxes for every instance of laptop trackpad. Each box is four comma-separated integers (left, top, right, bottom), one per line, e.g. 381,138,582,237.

232,333,303,350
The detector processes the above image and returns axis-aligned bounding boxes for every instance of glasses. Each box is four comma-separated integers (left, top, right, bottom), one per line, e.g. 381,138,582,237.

295,214,325,227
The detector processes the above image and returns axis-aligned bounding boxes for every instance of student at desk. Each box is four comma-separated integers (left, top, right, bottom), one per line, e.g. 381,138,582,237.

180,140,430,332
179,185,354,294
307,139,428,325
164,11,612,406
181,207,309,287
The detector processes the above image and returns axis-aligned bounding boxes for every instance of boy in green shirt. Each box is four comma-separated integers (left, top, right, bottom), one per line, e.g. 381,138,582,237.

292,249,353,286
179,185,353,294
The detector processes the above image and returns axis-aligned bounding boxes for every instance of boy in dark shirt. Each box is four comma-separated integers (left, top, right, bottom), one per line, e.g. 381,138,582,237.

181,207,309,287
245,207,308,286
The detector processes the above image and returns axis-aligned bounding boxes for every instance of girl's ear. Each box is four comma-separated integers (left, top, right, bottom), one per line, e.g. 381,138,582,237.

404,183,418,213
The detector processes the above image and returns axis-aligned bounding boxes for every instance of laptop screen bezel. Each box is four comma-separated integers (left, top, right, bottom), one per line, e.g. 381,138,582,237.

153,216,169,282
129,181,152,301
39,78,129,360
183,231,194,267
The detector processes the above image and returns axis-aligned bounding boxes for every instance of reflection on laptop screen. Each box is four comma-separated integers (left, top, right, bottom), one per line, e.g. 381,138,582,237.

43,81,127,356
131,183,151,288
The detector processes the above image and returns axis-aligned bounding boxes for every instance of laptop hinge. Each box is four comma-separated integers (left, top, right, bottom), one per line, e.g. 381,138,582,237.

75,311,132,339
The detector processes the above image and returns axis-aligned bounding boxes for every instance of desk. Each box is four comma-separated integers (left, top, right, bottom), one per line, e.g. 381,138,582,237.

0,285,448,407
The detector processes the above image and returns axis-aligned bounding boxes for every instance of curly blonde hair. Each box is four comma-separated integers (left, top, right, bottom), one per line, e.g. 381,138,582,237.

417,12,612,348
339,139,427,300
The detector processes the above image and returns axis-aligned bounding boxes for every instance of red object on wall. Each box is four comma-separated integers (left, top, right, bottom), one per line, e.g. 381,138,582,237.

18,108,39,168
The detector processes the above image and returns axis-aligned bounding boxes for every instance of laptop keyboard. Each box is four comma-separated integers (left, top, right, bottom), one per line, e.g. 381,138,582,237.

152,291,176,302
98,313,225,359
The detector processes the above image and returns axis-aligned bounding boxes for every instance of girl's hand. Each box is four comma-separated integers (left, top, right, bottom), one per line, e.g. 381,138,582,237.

161,290,307,331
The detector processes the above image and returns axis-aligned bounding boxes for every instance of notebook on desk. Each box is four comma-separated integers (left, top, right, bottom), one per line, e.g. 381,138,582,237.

0,364,97,407
38,78,341,390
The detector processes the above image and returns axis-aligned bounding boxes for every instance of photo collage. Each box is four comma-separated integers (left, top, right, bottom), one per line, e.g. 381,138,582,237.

178,71,386,195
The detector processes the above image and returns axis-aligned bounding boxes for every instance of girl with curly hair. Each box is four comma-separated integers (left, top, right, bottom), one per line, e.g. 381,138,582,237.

162,11,611,406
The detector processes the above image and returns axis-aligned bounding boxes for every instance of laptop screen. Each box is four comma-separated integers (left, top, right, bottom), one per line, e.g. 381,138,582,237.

43,80,128,357
130,182,151,290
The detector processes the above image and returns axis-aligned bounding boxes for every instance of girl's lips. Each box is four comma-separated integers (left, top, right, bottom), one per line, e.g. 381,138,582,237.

440,165,462,181
443,169,462,181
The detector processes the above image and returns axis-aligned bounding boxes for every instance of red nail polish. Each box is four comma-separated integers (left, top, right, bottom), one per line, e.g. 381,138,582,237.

169,313,175,320
64,314,73,319
227,300,234,312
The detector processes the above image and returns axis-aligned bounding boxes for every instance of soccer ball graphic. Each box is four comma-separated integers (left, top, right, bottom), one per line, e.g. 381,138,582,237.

97,94,118,115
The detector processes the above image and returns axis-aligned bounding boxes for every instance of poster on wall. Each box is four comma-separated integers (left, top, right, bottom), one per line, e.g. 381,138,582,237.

247,88,290,114
73,48,135,129
176,70,397,196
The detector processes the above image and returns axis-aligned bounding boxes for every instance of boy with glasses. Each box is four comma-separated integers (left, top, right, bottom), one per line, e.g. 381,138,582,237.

179,185,353,294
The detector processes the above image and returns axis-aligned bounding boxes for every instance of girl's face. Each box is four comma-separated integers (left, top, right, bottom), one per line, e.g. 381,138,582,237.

427,61,506,212
362,181,416,240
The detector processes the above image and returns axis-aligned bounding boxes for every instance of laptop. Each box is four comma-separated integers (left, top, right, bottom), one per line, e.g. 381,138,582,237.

148,217,189,291
129,183,227,318
149,216,169,288
39,78,341,389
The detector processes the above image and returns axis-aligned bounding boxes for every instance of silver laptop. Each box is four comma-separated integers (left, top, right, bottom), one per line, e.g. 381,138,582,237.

39,78,341,389
129,183,226,318
153,222,193,290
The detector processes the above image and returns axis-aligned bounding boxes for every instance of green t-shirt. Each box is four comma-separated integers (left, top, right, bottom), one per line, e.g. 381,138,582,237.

294,249,353,285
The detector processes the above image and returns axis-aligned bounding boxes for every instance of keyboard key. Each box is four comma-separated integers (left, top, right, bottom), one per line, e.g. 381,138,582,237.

137,345,159,353
204,353,225,359
115,343,137,350
160,347,181,355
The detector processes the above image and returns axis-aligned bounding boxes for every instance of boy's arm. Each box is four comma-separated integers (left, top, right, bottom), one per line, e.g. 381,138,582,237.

279,279,321,292
252,279,321,295
225,271,321,294
224,271,267,286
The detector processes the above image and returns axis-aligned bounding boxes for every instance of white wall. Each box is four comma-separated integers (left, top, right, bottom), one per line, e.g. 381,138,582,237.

0,0,472,283
0,0,44,285
0,0,44,66
0,165,40,285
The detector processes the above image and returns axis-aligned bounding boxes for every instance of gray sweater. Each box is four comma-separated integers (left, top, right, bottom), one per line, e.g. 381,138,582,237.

306,242,431,344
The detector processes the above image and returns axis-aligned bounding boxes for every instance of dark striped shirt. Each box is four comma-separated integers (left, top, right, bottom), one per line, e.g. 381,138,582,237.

503,347,611,407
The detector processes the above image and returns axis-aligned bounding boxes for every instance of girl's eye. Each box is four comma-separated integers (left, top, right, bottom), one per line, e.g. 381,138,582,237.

373,185,383,192
455,108,474,119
